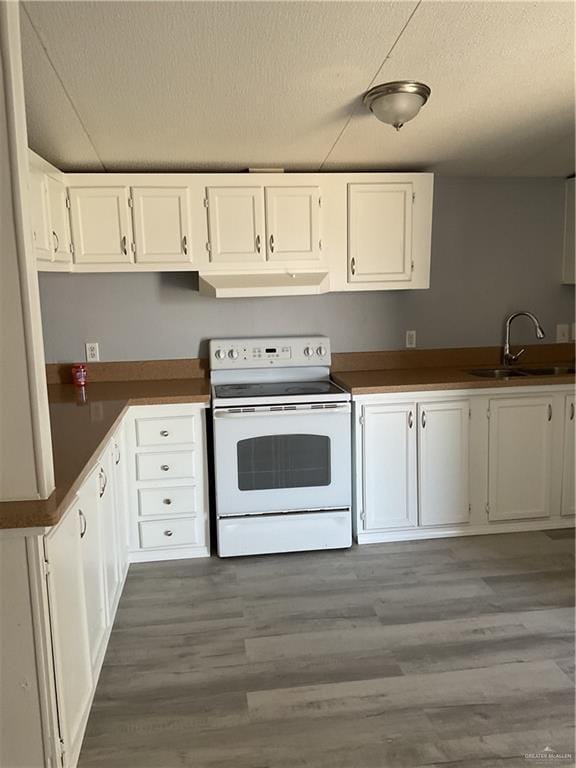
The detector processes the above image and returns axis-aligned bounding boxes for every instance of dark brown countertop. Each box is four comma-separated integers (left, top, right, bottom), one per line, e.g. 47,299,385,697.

0,380,210,531
333,366,576,395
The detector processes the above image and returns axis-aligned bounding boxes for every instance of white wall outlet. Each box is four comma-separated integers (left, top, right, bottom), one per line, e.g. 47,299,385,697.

556,324,570,343
85,342,100,362
406,330,417,348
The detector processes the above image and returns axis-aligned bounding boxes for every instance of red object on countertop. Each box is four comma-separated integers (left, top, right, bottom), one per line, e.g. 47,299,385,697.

71,364,87,388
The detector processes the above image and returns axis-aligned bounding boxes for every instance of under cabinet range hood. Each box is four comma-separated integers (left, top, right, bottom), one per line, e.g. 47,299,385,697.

198,272,330,298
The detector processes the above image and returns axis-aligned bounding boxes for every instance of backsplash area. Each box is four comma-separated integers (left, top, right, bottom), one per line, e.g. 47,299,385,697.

39,177,575,363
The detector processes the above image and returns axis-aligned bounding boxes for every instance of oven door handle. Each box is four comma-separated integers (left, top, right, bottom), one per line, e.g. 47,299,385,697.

214,404,351,418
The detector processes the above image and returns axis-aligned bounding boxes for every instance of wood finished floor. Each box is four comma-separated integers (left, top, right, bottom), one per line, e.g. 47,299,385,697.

79,530,575,768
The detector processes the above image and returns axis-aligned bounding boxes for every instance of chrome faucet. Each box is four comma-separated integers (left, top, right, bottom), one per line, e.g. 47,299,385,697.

503,311,546,366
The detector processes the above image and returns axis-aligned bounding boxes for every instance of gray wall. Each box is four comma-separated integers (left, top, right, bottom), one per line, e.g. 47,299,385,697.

39,177,575,363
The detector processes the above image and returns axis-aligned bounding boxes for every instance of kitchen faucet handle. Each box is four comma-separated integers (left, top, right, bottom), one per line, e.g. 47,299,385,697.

511,347,526,362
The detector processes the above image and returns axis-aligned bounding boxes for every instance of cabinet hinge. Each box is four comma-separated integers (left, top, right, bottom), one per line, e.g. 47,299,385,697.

360,511,366,522
128,196,134,208
59,738,66,768
359,415,365,426
42,558,51,578
411,260,415,272
487,409,491,419
469,408,472,420
130,241,136,254
412,192,416,203
203,198,209,208
69,242,74,255
206,241,211,253
65,196,70,210
468,503,472,513
485,503,491,516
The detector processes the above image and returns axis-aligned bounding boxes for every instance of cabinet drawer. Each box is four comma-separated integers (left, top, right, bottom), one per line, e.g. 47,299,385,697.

138,486,197,518
136,451,195,481
136,415,195,447
139,517,199,549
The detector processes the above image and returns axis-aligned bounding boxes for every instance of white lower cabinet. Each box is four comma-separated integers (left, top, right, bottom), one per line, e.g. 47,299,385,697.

487,396,554,522
561,394,575,516
44,499,93,767
355,386,574,543
361,402,417,530
418,399,470,526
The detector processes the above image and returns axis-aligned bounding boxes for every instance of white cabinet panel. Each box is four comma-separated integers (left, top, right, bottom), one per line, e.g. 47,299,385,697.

139,517,199,549
561,395,575,516
99,451,122,617
264,186,320,262
69,187,133,264
135,414,195,447
362,402,417,530
418,399,470,526
348,182,413,283
132,187,191,264
488,397,554,521
29,171,52,262
77,467,108,672
44,503,93,765
136,450,195,481
112,430,130,581
46,176,71,264
206,187,265,264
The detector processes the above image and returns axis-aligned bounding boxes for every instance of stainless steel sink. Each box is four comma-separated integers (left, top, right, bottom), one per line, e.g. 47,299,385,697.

517,366,575,376
466,368,527,379
467,365,575,379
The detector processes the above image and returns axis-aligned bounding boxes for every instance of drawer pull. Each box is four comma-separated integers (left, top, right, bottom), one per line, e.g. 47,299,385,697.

163,498,172,505
160,430,170,437
161,464,170,472
164,529,174,537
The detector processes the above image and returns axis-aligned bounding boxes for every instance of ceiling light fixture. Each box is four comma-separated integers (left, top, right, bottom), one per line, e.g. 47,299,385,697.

363,81,431,131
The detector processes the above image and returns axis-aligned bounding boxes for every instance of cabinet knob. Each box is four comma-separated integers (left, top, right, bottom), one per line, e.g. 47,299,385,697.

408,410,413,429
78,510,87,538
182,235,188,255
52,230,59,253
161,464,170,472
255,234,261,253
160,430,170,437
548,404,552,422
421,411,426,428
350,257,356,276
121,235,128,255
163,530,174,537
163,498,172,505
269,234,275,253
571,402,575,421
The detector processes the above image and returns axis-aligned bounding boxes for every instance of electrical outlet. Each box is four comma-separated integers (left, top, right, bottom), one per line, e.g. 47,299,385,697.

406,330,417,348
556,324,570,343
85,342,100,362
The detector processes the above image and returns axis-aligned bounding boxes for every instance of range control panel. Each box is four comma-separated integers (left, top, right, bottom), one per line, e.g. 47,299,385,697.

209,336,331,370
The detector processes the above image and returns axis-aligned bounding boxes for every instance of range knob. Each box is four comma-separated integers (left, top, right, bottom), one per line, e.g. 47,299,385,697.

228,348,239,360
304,346,315,358
316,345,327,357
215,348,226,360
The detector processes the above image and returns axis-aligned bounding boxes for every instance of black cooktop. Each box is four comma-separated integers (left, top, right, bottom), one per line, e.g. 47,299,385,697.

213,380,345,399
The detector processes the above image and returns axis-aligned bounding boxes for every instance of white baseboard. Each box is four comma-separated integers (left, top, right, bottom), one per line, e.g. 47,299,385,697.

129,545,210,563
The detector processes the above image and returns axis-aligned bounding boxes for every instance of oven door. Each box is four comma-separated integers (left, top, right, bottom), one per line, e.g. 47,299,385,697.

213,404,351,516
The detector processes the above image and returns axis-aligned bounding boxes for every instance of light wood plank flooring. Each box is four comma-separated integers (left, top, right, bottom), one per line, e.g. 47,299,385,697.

79,530,575,768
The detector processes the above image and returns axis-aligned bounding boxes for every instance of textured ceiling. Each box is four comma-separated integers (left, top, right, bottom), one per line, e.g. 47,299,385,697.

20,1,575,176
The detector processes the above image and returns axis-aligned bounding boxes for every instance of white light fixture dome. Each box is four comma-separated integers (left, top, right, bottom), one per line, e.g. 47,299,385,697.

363,81,431,131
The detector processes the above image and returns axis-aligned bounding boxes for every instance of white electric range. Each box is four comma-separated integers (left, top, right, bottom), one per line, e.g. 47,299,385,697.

210,336,352,557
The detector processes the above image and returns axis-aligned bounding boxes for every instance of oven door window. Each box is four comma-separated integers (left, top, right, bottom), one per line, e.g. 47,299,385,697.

237,434,331,491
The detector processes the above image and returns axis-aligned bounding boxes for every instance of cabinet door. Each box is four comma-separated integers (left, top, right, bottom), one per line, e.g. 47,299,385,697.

488,397,554,521
418,399,470,526
69,187,133,264
206,187,265,264
112,430,130,579
348,183,413,283
77,467,108,672
44,503,93,763
47,176,72,264
99,452,122,615
561,395,575,516
362,402,417,529
264,186,321,263
132,187,191,264
29,171,52,262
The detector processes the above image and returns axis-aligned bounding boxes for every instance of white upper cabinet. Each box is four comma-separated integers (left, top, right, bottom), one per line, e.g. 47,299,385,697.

44,500,93,766
29,170,52,262
562,177,575,284
264,186,321,263
561,394,575,516
348,182,413,284
69,187,133,265
488,396,554,521
46,176,72,264
418,399,470,526
206,186,265,265
361,402,417,530
132,187,192,264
